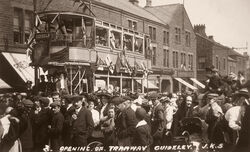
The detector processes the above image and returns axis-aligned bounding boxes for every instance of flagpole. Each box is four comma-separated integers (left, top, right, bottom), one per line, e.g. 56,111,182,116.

120,73,123,94
107,71,110,90
132,76,134,93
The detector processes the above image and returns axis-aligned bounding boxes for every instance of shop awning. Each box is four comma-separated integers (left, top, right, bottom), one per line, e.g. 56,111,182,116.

0,78,11,89
136,80,158,89
1,52,34,84
174,78,198,90
190,78,206,89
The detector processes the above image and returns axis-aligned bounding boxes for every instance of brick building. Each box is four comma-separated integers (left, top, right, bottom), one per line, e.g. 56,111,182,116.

0,0,198,93
145,4,198,92
0,0,34,91
195,24,248,83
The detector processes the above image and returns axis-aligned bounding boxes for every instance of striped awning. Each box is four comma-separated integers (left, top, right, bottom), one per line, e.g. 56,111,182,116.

190,78,206,89
175,78,198,90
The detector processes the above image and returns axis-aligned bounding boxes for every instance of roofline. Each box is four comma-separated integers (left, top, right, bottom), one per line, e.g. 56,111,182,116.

92,0,168,27
195,33,244,57
144,4,194,33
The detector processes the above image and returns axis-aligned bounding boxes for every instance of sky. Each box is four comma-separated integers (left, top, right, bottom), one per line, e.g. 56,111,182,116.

138,0,250,55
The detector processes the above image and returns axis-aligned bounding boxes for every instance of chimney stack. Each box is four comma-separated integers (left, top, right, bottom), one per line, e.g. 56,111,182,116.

145,0,152,7
208,35,214,41
194,24,207,37
129,0,139,6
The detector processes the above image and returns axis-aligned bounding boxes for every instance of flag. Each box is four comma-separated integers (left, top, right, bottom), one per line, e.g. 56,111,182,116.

133,58,140,76
115,53,121,73
110,31,116,49
141,62,149,78
96,54,105,71
35,14,42,28
106,55,114,73
124,57,132,75
26,29,36,60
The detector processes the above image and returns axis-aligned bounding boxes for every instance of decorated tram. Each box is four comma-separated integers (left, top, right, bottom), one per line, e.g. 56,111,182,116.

30,0,153,95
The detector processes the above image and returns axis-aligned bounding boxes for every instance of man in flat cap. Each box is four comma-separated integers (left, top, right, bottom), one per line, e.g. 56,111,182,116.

61,95,75,146
33,97,51,152
116,95,138,146
19,99,34,152
49,101,64,152
205,94,225,144
149,92,165,146
133,108,152,152
71,96,94,147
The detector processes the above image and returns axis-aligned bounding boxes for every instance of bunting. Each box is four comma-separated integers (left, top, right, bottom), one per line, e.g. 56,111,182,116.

106,55,114,74
133,58,141,76
115,52,122,73
96,54,106,71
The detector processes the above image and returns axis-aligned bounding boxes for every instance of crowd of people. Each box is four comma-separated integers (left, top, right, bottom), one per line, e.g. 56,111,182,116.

0,67,250,152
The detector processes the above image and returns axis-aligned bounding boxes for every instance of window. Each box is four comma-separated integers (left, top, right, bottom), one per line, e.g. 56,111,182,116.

163,49,169,67
173,51,178,68
96,26,109,46
163,31,169,46
175,27,181,44
128,19,137,31
198,57,206,69
134,37,143,54
223,58,226,70
13,8,22,44
163,49,167,67
123,34,133,51
152,47,156,66
110,30,122,49
188,54,193,70
185,31,191,46
215,56,219,69
149,26,156,41
173,52,176,68
48,16,95,48
181,53,186,69
176,52,179,68
24,11,33,43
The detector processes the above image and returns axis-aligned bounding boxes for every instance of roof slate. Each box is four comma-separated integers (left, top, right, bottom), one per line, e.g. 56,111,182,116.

35,0,165,24
144,4,180,24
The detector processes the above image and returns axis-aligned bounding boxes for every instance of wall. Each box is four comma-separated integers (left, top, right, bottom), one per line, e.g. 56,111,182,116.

0,0,13,47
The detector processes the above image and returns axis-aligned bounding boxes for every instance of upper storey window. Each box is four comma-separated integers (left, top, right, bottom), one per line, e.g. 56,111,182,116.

39,14,95,48
149,26,156,42
128,19,137,31
175,27,181,44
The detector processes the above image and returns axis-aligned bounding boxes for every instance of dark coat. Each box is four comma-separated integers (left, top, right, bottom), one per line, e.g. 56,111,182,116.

19,113,33,151
0,118,20,152
72,107,94,146
62,105,75,146
234,106,250,152
205,109,224,144
133,123,152,146
151,103,165,146
118,107,138,138
49,112,64,151
32,108,51,149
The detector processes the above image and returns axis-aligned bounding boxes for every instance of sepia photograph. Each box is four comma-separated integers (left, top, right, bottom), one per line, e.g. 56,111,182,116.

0,0,250,151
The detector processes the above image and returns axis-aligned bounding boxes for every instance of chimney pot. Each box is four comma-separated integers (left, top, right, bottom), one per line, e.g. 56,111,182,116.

145,0,152,7
129,0,139,6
